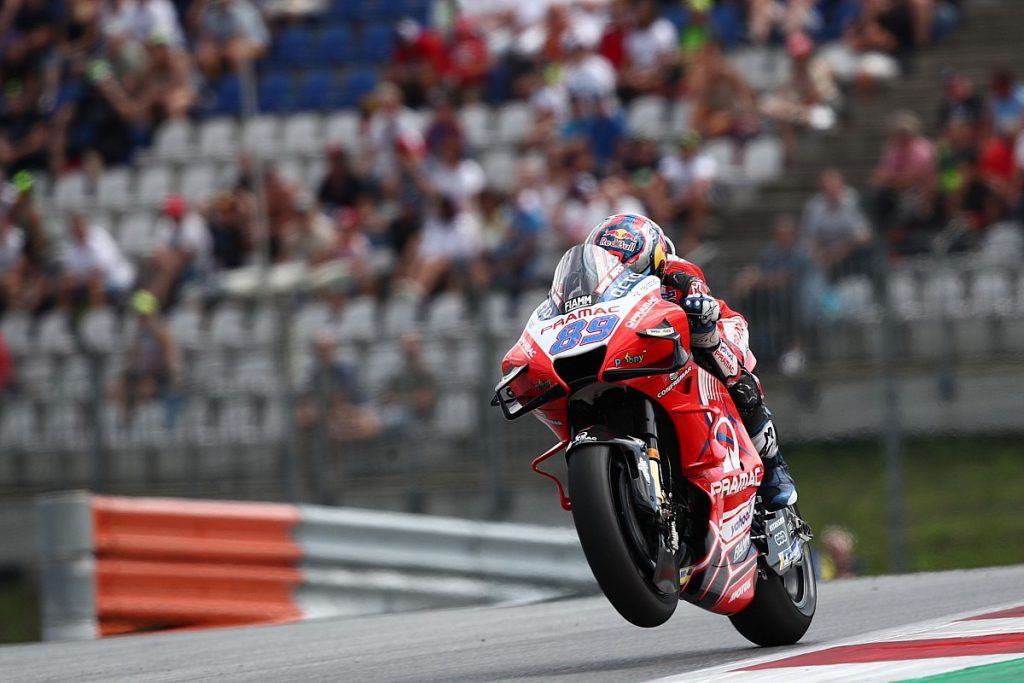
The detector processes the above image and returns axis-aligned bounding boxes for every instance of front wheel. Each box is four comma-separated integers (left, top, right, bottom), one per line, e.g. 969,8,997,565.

568,445,678,628
729,544,817,646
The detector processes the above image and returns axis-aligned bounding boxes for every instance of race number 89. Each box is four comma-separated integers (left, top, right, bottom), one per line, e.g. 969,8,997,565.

549,315,619,355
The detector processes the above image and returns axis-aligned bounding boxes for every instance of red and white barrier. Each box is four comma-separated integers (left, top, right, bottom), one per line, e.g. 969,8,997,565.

36,491,589,640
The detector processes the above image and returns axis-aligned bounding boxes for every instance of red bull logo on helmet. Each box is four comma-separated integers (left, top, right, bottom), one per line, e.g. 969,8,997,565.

597,226,643,259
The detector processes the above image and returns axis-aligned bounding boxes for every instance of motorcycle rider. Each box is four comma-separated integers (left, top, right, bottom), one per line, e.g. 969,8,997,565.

585,213,797,510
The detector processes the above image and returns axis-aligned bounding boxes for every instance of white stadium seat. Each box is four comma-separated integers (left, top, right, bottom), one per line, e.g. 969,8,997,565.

426,292,465,334
922,269,963,318
275,159,304,185
118,211,158,258
167,305,205,350
281,113,324,156
196,117,239,159
627,96,667,139
209,303,247,348
459,103,491,150
669,99,695,136
744,136,784,183
481,149,517,191
338,296,375,341
728,47,789,93
398,109,426,134
53,172,89,211
96,167,134,210
231,353,277,395
251,306,278,346
971,271,1012,315
703,139,735,171
293,302,334,344
179,162,218,204
494,102,532,145
37,311,76,355
152,120,193,161
0,311,32,354
240,115,281,157
323,111,359,152
135,165,176,207
79,308,120,353
382,298,417,336
57,357,93,402
888,269,921,320
303,157,326,189
835,276,875,320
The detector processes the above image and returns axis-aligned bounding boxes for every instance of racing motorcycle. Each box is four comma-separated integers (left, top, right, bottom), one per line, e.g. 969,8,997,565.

492,245,816,646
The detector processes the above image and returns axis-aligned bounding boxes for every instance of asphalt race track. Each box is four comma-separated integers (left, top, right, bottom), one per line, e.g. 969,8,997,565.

3,564,1023,682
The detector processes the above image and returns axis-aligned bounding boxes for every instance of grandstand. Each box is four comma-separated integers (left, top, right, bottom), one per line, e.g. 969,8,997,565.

1,0,1023,514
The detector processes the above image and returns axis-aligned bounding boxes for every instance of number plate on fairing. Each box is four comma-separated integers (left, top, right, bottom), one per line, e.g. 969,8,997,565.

529,278,660,359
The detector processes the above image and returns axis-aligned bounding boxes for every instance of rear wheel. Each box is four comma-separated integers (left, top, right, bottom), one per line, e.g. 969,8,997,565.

729,539,817,646
568,445,678,628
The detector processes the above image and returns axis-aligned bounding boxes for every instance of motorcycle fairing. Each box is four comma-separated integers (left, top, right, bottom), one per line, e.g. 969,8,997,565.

499,249,764,614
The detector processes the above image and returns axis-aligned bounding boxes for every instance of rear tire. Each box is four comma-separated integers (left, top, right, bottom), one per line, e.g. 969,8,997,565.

729,546,817,646
568,445,678,628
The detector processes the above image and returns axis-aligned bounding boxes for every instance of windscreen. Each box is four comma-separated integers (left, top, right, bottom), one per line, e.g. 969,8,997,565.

548,245,627,315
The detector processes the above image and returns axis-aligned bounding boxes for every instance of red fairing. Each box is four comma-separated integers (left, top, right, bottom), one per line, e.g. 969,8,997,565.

501,284,761,615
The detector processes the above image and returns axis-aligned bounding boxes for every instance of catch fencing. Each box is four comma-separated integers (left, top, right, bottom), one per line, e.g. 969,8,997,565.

35,491,589,641
4,238,1024,518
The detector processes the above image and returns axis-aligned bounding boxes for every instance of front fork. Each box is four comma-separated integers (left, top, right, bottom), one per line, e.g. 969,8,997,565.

639,400,680,555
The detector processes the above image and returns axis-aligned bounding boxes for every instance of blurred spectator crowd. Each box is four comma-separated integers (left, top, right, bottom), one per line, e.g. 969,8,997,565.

872,67,1024,255
13,0,1024,496
0,0,970,326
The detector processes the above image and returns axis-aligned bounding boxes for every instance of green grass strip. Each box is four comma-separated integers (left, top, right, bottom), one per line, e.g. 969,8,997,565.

897,656,1024,682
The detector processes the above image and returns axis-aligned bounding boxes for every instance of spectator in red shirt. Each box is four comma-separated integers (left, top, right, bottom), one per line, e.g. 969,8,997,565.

388,18,449,109
979,130,1016,188
598,0,629,70
977,129,1017,216
445,17,490,97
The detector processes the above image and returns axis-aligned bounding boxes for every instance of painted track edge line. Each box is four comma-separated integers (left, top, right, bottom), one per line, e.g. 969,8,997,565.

645,598,1024,683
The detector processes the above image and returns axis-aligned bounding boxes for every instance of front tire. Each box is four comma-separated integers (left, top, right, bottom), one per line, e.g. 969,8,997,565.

729,545,817,646
568,445,678,628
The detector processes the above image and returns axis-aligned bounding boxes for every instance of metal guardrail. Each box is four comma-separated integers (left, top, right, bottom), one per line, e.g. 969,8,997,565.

35,491,590,641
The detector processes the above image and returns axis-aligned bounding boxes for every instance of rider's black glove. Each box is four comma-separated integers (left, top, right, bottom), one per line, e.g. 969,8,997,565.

663,271,696,295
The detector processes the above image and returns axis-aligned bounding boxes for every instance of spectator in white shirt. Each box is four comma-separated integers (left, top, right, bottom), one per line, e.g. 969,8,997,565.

150,194,212,304
407,195,485,302
427,136,486,211
800,168,873,279
367,82,422,189
0,211,26,312
59,212,135,309
193,0,269,78
562,33,616,101
620,0,679,98
652,130,718,250
125,0,185,46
